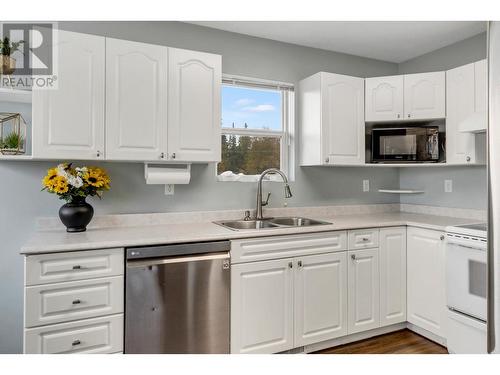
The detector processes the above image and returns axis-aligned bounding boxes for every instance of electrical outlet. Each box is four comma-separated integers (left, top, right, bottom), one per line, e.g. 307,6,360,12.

363,180,370,192
164,184,174,195
444,180,453,193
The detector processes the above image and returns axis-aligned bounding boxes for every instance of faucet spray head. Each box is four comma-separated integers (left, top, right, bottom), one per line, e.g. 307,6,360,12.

284,184,293,198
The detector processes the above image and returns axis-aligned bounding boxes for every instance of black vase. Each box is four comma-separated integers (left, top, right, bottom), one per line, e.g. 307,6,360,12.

59,197,94,233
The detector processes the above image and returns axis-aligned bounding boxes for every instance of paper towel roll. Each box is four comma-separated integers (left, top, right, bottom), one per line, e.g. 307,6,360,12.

144,164,191,185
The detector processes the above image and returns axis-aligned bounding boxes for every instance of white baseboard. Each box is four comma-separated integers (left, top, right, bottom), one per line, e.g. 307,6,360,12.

303,323,407,353
406,322,447,347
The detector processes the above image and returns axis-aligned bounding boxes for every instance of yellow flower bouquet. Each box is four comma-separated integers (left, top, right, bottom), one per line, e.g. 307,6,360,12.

42,163,110,232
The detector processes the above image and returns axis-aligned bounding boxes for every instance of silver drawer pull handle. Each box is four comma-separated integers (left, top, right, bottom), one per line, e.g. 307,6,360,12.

72,265,81,270
72,340,81,346
72,299,81,305
351,254,356,260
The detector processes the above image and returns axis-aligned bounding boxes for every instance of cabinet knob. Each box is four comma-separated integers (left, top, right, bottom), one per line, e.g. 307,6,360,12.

351,254,356,260
440,235,445,241
288,262,293,269
72,265,81,270
408,114,411,118
72,299,81,305
397,114,401,119
72,340,81,346
362,237,369,242
96,150,101,157
466,156,471,162
160,152,165,159
298,260,303,268
171,153,176,159
325,157,329,164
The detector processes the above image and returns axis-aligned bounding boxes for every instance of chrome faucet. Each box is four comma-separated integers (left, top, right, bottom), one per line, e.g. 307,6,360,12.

256,168,293,220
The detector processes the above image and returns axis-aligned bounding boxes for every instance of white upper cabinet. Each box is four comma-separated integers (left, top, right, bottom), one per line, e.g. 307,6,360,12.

294,252,348,346
364,71,445,123
379,227,407,327
404,72,446,120
106,38,168,161
446,59,487,165
168,48,221,162
33,30,105,160
299,72,365,166
365,75,404,122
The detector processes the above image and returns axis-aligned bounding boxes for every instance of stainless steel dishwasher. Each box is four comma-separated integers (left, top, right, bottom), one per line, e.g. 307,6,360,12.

125,241,230,354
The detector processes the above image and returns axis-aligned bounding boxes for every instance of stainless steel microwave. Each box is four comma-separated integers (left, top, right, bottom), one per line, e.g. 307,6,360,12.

371,127,440,163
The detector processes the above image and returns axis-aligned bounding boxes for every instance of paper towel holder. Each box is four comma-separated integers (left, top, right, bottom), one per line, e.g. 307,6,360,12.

144,163,192,195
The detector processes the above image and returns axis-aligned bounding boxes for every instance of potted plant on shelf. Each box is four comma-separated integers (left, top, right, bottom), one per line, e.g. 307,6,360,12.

42,163,111,232
0,37,24,75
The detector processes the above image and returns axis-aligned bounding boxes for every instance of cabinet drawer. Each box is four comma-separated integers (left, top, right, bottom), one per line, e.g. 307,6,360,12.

25,248,124,286
231,231,347,264
348,229,379,250
24,314,123,354
25,276,124,328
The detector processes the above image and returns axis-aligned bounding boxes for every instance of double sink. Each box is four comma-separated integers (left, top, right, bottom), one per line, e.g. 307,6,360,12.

215,217,331,231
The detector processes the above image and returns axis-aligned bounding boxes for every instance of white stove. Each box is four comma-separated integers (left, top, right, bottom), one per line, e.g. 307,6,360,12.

445,222,487,354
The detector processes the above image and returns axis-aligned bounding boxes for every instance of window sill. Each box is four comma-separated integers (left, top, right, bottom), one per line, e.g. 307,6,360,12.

217,171,285,183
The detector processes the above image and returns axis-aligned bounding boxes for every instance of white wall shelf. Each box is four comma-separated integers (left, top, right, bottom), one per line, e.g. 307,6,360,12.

378,189,424,194
0,87,32,104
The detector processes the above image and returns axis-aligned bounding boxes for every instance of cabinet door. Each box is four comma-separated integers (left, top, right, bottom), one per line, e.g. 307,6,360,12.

446,63,476,164
294,252,347,346
379,227,407,327
407,227,447,338
106,38,167,161
347,248,380,334
365,75,404,122
321,73,365,165
32,30,105,160
231,258,294,354
168,48,221,162
404,72,445,120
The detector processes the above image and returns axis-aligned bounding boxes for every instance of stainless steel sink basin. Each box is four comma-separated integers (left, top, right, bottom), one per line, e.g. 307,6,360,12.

215,220,280,230
214,217,331,231
268,217,331,227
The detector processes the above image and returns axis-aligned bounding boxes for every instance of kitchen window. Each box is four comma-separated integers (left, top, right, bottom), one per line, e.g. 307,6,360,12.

217,75,294,182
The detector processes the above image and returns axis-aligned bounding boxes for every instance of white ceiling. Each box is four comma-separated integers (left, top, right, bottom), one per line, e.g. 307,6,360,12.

188,21,487,63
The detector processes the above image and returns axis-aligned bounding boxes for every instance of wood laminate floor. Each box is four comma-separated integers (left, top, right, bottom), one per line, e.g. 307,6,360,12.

313,329,448,354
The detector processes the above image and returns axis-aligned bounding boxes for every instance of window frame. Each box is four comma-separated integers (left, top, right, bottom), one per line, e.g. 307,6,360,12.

217,74,295,182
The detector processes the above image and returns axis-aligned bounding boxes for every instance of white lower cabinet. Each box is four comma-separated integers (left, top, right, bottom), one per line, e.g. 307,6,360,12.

407,227,447,338
294,252,348,346
347,248,380,334
24,314,123,354
230,258,294,354
24,249,125,354
379,227,407,326
230,228,410,353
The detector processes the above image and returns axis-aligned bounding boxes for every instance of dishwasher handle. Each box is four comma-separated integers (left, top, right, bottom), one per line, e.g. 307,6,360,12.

127,251,230,268
126,240,231,260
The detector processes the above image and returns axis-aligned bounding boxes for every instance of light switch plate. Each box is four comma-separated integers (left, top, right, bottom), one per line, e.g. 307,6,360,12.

444,180,453,193
363,180,370,192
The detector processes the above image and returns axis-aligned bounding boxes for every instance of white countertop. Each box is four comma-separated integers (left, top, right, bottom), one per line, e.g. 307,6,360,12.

21,212,479,255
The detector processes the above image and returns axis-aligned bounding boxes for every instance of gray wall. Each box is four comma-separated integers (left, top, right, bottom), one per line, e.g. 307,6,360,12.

0,21,400,354
398,31,488,210
398,32,487,74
